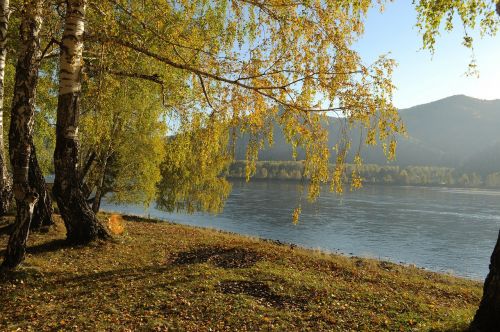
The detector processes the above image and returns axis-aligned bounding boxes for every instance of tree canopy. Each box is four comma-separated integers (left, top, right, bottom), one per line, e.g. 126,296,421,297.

415,0,499,74
87,0,404,210
0,0,499,328
413,1,499,329
0,0,496,217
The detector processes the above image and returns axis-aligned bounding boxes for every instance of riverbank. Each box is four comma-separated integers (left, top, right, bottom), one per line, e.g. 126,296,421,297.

101,182,498,279
1,214,482,331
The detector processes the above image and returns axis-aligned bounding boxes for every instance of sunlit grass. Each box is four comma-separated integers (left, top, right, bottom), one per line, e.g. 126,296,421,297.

0,214,481,331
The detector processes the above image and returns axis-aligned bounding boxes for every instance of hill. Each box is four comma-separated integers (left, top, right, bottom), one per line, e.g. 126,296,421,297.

0,214,481,331
235,95,500,172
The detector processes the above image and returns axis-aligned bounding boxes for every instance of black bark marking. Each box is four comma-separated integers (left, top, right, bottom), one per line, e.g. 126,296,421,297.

29,140,53,230
2,0,42,268
53,0,110,244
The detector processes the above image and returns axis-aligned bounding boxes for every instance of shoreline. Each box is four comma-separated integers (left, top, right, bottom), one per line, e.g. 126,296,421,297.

228,176,500,191
101,208,485,281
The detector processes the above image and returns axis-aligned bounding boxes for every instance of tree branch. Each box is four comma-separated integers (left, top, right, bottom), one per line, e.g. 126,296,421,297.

87,34,358,113
99,0,239,63
81,151,96,182
99,68,167,106
105,69,163,84
196,74,215,110
38,38,61,62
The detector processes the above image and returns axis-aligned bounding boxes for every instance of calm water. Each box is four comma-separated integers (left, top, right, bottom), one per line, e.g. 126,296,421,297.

101,181,500,279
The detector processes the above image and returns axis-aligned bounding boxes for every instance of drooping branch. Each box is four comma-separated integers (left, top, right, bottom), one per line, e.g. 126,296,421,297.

196,73,215,111
94,0,239,63
87,34,364,114
232,0,291,21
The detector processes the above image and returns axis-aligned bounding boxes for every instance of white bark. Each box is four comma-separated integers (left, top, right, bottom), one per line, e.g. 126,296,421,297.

59,0,85,96
0,0,11,215
2,0,42,268
54,0,109,243
0,0,9,183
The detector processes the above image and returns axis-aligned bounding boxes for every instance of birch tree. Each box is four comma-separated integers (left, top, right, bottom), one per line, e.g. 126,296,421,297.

24,0,402,244
53,0,109,243
4,0,54,232
29,140,54,230
79,74,166,212
85,0,403,216
2,0,42,268
0,0,11,215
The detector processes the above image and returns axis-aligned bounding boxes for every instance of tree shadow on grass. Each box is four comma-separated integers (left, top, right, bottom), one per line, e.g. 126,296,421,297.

59,264,173,286
26,239,70,255
0,236,72,262
121,214,163,224
0,262,188,328
170,246,263,269
217,279,311,311
0,239,71,276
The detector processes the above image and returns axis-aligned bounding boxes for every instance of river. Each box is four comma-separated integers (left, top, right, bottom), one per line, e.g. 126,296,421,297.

101,180,500,279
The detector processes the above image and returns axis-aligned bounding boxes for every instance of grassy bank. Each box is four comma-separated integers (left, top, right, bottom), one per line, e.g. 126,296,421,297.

0,215,482,331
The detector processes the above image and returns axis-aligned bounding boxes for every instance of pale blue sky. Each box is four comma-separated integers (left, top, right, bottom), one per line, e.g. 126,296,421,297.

355,1,500,109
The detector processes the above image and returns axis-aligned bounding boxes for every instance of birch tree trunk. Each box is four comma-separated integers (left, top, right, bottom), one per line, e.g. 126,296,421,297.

92,131,115,214
0,0,11,216
53,0,109,243
92,154,110,213
2,0,42,268
29,140,54,230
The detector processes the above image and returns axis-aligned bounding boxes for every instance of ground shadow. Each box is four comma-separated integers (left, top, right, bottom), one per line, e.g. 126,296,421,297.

0,223,12,236
26,239,71,255
217,280,309,310
171,246,262,269
1,229,67,258
121,215,163,223
60,264,173,286
0,263,181,309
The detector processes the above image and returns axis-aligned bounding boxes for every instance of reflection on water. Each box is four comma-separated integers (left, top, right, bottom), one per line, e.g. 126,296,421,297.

101,180,500,279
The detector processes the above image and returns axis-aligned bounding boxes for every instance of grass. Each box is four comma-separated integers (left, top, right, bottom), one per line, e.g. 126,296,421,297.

0,214,483,331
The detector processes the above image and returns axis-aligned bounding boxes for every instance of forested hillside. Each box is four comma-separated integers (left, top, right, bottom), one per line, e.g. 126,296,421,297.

227,160,500,188
234,95,500,173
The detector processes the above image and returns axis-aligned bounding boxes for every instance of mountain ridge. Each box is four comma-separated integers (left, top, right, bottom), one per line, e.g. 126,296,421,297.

235,95,500,173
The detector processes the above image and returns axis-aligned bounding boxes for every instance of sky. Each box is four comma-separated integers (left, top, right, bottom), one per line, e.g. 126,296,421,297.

355,1,500,109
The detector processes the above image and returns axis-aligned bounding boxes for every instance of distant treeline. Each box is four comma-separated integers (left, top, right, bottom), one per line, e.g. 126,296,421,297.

227,161,500,188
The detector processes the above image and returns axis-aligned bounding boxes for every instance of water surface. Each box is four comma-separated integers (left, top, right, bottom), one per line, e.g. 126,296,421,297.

102,181,500,279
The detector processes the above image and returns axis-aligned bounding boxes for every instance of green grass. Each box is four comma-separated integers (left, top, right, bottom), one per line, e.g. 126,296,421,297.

0,214,482,331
